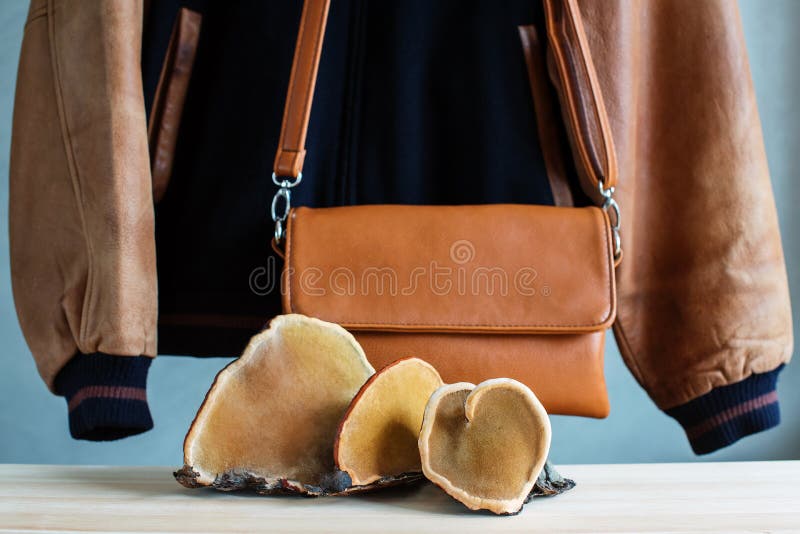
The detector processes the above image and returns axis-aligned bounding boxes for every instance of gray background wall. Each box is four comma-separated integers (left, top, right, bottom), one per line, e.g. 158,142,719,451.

1,1,798,466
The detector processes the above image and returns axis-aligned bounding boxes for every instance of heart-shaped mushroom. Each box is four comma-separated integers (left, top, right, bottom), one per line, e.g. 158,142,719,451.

418,378,552,515
335,357,444,487
175,314,375,495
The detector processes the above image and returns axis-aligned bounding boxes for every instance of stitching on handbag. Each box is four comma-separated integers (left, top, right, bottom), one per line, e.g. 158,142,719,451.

275,4,309,166
300,7,326,148
518,24,574,208
279,9,306,152
543,0,617,195
285,3,308,149
286,208,614,329
545,3,595,191
570,0,618,188
280,2,324,157
563,0,609,177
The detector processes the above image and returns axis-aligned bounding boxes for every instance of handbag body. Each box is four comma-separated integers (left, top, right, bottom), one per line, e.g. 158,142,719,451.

271,0,620,417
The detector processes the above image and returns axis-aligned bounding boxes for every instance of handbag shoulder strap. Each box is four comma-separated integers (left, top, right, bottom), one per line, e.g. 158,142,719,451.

270,0,610,185
273,0,330,179
270,0,621,260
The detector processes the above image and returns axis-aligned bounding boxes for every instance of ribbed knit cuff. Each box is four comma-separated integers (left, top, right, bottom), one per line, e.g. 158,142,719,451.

54,353,154,441
666,365,784,455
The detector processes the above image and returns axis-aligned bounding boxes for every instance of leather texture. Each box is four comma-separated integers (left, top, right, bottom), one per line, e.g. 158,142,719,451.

355,331,608,418
273,0,330,178
284,204,615,333
277,0,614,416
518,24,574,207
576,0,793,409
8,0,792,418
543,0,617,204
147,7,201,203
284,203,613,417
10,0,157,390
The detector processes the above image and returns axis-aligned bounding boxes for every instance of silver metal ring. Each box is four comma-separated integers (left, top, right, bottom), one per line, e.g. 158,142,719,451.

271,187,291,222
598,180,622,260
274,219,285,243
602,196,621,231
272,172,303,188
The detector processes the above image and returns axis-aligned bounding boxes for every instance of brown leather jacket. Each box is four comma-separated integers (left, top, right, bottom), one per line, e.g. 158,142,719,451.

10,0,792,451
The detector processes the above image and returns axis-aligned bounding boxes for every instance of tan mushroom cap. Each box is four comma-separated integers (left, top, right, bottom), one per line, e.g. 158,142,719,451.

418,378,552,515
335,357,444,486
181,314,375,490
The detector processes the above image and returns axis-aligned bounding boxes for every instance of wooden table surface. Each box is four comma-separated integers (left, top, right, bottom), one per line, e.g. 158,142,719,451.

1,461,798,533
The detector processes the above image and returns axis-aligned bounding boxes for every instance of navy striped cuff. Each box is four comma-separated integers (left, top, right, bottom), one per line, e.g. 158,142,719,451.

666,365,783,455
54,353,154,441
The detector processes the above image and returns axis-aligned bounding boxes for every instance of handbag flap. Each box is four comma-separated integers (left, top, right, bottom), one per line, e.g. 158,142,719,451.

283,204,616,334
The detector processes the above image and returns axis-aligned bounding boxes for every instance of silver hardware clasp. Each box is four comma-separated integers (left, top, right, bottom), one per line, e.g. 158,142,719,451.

271,172,302,243
598,180,622,261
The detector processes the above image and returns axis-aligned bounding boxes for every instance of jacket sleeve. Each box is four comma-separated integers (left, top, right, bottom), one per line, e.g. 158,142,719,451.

9,0,157,440
578,0,793,453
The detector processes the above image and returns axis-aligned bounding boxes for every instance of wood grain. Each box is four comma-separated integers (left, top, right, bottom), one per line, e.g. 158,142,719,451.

1,462,798,532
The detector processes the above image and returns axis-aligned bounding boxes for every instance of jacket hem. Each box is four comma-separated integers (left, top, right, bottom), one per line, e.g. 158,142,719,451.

666,365,784,455
53,353,153,441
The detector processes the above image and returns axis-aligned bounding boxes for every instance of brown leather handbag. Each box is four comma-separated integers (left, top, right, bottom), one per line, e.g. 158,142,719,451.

271,0,620,418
